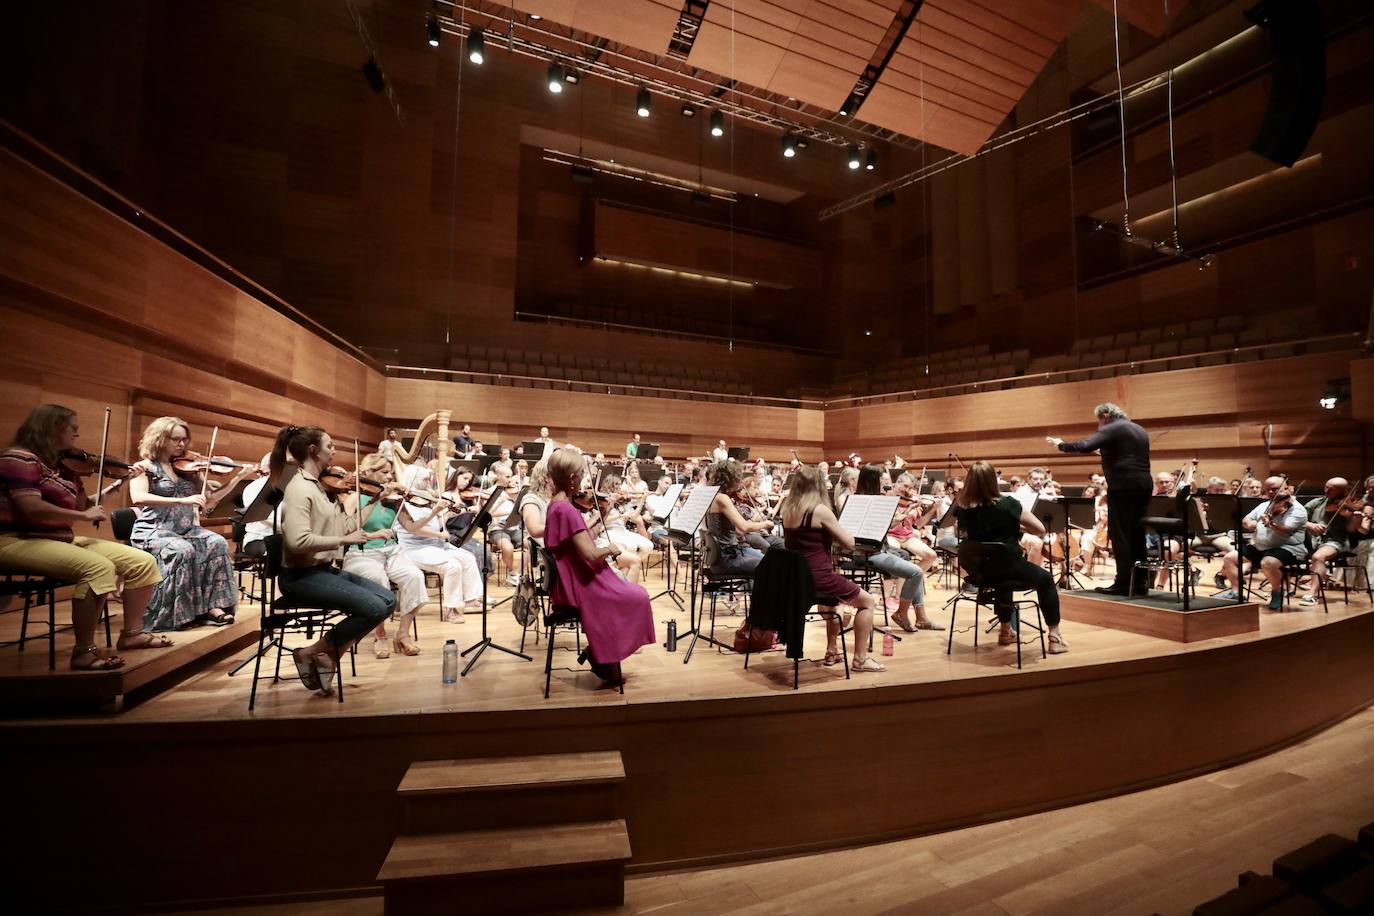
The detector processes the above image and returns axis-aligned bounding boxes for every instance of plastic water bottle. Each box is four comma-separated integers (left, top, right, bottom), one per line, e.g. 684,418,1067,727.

882,631,895,657
442,640,458,684
664,620,677,652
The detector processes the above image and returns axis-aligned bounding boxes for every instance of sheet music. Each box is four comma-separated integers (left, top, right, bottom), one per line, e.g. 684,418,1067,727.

646,483,684,521
668,485,719,537
837,494,900,545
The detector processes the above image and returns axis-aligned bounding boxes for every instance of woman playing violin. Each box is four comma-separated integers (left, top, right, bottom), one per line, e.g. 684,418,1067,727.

0,405,171,670
396,466,483,623
129,416,261,631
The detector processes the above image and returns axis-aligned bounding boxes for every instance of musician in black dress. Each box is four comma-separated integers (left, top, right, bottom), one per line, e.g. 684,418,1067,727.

1047,403,1152,595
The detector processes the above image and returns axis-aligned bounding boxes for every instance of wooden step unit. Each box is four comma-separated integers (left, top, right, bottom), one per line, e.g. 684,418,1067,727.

379,751,630,915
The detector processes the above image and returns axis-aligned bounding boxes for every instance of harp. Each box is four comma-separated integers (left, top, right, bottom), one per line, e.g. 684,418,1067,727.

392,410,453,487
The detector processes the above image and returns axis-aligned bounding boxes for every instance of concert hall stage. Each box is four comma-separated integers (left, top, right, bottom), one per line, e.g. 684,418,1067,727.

3,575,1373,912
1059,588,1261,642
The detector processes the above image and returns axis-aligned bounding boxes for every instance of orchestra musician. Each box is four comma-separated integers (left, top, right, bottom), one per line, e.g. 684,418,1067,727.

1300,477,1372,606
705,460,776,575
339,453,425,658
597,474,654,581
712,440,729,462
454,424,475,457
625,433,641,459
1010,467,1049,565
1218,476,1308,611
396,466,484,623
955,460,1068,653
518,461,552,546
543,447,656,686
855,465,941,631
888,472,940,573
778,466,886,672
0,404,169,670
1048,403,1152,596
271,425,397,694
482,463,523,586
377,428,401,462
129,416,260,631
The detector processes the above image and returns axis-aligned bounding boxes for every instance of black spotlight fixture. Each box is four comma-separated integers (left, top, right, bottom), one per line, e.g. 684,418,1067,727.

468,27,485,64
874,191,896,210
361,57,386,93
636,87,651,117
709,109,724,137
847,143,861,170
681,103,695,117
781,131,797,158
426,13,441,47
570,163,595,184
563,69,580,84
865,148,878,171
691,189,712,207
547,62,564,94
1320,378,1350,410
795,135,809,149
839,91,859,116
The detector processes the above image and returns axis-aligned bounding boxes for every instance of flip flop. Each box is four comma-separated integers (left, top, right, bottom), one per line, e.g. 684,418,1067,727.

291,648,322,692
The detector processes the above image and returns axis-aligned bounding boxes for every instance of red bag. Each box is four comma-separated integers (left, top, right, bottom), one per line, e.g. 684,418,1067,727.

733,622,777,653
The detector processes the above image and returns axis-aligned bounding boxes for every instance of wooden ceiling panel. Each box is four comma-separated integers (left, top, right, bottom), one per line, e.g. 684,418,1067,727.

875,62,1005,128
513,0,580,24
793,18,876,64
805,0,899,42
769,55,857,110
882,50,1019,116
687,19,785,90
888,40,1026,103
513,0,680,55
1091,0,1192,37
918,5,1058,74
925,0,1061,57
860,82,990,154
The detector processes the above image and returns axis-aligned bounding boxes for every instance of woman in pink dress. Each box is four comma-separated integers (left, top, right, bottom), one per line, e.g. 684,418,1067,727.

544,448,656,685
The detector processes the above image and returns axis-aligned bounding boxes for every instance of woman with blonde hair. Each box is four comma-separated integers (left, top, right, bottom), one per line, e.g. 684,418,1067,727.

542,448,655,685
832,466,858,513
779,466,886,672
954,460,1068,653
339,452,426,657
129,416,259,630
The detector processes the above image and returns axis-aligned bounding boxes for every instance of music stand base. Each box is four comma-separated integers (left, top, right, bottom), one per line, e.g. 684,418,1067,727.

460,637,532,676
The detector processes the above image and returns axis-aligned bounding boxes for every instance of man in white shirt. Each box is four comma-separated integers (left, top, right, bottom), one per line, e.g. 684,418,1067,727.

712,440,729,462
1013,467,1049,563
1219,476,1308,610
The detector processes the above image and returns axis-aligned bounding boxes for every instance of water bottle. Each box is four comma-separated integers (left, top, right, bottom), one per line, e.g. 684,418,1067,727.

442,639,458,684
664,620,677,652
882,631,895,657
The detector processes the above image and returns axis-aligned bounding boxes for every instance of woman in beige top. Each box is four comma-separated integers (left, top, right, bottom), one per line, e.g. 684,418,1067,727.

271,425,396,695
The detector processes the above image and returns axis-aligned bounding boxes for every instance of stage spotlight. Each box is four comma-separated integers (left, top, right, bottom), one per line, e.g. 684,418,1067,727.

681,104,695,117
1320,379,1350,410
795,136,809,149
548,63,564,93
426,14,441,47
570,163,595,184
709,109,724,137
781,132,797,158
847,143,861,170
691,189,712,207
865,148,877,171
468,27,485,64
361,57,386,93
839,92,859,116
873,191,896,209
636,87,651,117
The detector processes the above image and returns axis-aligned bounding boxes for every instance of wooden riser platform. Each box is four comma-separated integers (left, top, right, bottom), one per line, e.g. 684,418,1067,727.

1059,589,1261,642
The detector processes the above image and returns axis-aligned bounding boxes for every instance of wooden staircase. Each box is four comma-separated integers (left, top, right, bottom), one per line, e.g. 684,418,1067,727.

377,751,630,915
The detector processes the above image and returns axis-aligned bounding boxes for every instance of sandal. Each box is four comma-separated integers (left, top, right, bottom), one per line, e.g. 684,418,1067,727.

374,637,392,660
203,613,233,627
117,631,174,651
314,653,338,695
71,645,125,671
822,650,844,667
997,629,1016,646
291,647,322,691
1048,633,1070,654
444,607,466,624
912,617,945,631
851,656,887,673
891,612,918,634
392,636,421,657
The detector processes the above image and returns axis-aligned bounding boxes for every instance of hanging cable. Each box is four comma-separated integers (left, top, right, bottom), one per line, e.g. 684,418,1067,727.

919,13,930,377
1163,0,1182,249
727,1,735,355
1111,0,1132,236
443,4,467,353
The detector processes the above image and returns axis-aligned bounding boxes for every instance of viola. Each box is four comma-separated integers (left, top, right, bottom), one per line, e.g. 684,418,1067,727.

60,448,137,480
173,451,257,476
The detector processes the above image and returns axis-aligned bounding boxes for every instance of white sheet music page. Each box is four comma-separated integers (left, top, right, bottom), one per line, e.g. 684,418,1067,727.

668,485,719,537
837,495,899,547
647,484,684,521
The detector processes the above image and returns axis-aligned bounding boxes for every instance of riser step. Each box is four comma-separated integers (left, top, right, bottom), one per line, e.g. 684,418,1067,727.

403,783,620,834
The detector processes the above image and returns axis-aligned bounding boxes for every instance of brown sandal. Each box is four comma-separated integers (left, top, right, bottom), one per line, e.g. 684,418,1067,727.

374,637,392,659
117,631,174,651
392,636,421,657
71,645,124,671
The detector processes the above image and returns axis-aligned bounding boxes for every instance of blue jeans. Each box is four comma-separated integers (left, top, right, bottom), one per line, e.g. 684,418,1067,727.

862,550,925,605
279,565,395,647
713,545,763,575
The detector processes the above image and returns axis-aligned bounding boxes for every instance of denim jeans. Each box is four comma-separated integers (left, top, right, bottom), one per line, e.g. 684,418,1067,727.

279,564,395,647
713,544,764,575
861,550,925,605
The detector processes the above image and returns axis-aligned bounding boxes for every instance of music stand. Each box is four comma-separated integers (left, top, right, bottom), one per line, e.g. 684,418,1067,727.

727,447,750,461
1198,494,1245,604
665,485,720,661
639,464,665,489
1139,493,1207,609
519,441,546,461
204,477,256,519
637,443,660,460
477,453,503,473
488,485,530,610
647,484,692,612
1056,497,1096,590
459,487,533,676
1029,497,1078,590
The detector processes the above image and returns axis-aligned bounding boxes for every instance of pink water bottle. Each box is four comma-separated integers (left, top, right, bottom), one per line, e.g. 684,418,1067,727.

882,631,895,656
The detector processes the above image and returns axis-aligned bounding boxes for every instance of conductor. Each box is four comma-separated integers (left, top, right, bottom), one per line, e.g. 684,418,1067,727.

1047,403,1152,595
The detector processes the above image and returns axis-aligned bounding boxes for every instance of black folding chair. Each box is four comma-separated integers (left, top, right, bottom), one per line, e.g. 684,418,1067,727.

529,542,623,699
948,541,1046,669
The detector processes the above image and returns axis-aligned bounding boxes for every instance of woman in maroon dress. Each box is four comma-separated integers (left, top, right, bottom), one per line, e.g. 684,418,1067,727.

543,448,656,685
779,466,886,672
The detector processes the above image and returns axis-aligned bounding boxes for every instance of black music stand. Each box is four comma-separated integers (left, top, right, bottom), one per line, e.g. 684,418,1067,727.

1199,494,1246,605
662,485,720,661
637,443,660,460
648,484,696,613
1059,497,1097,590
727,447,750,461
1029,497,1078,591
459,487,533,676
519,441,546,461
1137,493,1207,609
488,486,530,610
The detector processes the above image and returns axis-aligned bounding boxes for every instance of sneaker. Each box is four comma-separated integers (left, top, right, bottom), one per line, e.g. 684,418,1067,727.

1215,589,1238,600
1267,593,1284,611
506,573,521,587
1214,573,1227,591
1298,595,1318,607
1048,634,1070,654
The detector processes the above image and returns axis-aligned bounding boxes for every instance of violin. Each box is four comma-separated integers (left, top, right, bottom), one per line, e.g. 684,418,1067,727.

61,448,136,480
172,451,257,476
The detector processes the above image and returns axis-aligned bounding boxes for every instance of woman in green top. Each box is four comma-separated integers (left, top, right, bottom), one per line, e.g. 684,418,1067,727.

339,453,426,657
954,460,1068,654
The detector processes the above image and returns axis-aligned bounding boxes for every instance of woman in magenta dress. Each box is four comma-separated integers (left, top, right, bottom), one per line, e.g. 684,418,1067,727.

544,448,656,685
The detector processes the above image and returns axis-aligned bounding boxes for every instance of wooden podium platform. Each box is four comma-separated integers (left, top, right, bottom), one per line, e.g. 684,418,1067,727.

1059,589,1260,642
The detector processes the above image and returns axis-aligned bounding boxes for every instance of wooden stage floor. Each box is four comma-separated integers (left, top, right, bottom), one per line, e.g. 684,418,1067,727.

3,557,1370,723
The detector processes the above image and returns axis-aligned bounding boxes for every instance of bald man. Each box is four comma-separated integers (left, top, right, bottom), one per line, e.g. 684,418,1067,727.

1301,477,1373,606
1219,476,1308,611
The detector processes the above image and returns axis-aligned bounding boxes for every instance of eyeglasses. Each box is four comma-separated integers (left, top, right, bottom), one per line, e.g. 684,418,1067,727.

169,436,191,444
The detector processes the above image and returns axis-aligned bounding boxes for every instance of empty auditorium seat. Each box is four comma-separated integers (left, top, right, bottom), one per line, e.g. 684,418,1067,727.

1273,835,1366,893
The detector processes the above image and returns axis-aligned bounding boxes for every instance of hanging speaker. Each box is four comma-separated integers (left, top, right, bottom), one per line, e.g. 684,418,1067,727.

1247,0,1325,167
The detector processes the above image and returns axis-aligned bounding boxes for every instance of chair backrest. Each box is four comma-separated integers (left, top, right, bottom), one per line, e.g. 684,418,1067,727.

957,540,1018,587
263,534,285,582
698,527,723,569
111,507,136,542
528,539,559,597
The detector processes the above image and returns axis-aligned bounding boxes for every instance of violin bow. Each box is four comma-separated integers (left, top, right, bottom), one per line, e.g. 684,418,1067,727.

354,438,363,530
92,407,112,529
